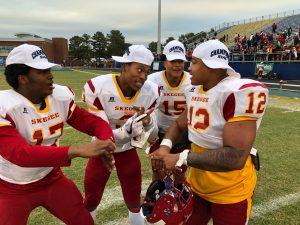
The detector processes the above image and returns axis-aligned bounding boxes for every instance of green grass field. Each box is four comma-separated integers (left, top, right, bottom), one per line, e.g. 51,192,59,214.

0,69,299,225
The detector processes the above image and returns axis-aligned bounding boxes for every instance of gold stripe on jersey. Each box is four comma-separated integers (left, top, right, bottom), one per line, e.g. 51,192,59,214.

87,104,101,112
26,97,50,113
228,116,258,122
112,74,141,103
0,124,10,127
163,71,186,90
67,103,77,120
198,85,207,94
187,143,257,204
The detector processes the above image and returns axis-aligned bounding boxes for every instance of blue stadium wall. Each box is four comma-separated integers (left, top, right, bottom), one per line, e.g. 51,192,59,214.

115,62,300,80
229,62,300,80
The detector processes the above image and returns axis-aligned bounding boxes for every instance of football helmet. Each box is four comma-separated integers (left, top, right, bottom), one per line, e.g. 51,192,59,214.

142,176,193,225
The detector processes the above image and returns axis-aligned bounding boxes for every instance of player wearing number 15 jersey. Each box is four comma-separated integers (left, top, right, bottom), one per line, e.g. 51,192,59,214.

0,44,115,225
147,40,191,183
83,45,159,225
150,40,269,225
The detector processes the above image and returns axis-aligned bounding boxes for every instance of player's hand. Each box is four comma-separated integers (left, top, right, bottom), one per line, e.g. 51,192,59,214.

123,113,144,137
161,153,180,171
68,139,116,159
133,106,154,127
101,153,116,172
149,146,170,171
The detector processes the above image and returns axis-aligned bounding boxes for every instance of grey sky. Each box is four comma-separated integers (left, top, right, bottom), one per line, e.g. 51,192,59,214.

1,0,299,46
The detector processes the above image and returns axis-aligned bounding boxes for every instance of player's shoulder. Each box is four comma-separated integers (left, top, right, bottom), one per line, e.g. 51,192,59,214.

52,84,75,100
85,74,114,93
219,77,268,93
143,80,160,96
182,71,191,84
0,90,23,110
147,70,164,82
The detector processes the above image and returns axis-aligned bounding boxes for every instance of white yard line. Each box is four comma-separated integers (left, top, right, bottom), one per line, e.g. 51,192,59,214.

252,191,300,218
71,69,99,75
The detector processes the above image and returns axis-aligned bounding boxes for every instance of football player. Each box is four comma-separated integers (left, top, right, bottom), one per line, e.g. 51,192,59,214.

83,45,159,225
0,44,115,225
151,40,269,225
147,40,191,183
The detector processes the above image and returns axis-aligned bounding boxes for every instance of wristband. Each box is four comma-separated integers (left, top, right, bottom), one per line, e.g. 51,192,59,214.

160,138,172,149
175,150,190,167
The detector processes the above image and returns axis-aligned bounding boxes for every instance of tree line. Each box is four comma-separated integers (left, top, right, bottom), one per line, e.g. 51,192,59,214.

69,30,209,64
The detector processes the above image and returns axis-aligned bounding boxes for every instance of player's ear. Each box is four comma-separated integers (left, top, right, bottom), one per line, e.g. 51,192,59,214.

18,74,29,86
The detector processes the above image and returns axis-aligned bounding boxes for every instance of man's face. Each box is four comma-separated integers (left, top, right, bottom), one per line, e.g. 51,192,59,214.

163,59,185,78
23,68,54,102
123,62,150,91
188,57,211,85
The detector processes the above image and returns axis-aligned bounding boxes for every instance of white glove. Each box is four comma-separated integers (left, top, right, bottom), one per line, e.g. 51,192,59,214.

124,113,146,138
175,149,190,167
131,126,154,149
113,113,146,143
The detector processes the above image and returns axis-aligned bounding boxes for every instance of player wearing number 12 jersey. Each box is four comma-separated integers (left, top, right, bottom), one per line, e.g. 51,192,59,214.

0,44,115,225
150,40,269,225
147,40,191,183
83,45,159,225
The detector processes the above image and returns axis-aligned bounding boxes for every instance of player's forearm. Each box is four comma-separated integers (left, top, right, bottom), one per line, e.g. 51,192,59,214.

187,146,249,171
163,119,188,147
68,106,114,141
0,126,70,167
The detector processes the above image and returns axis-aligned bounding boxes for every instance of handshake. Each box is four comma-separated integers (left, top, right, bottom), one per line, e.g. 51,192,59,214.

121,107,156,148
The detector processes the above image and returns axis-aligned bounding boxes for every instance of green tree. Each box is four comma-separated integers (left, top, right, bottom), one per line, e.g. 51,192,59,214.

179,32,195,45
81,33,92,63
106,30,127,57
91,31,107,65
148,41,158,53
164,37,175,46
69,35,84,60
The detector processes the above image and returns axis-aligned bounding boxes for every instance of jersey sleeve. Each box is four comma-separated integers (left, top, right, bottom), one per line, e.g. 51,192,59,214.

82,79,109,122
0,106,12,127
0,125,70,167
67,106,114,141
223,83,269,122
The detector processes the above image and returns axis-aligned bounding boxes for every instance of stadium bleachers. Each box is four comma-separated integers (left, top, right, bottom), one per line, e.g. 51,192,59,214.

262,14,300,35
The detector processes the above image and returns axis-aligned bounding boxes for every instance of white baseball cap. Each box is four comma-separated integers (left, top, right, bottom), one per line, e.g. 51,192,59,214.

112,45,154,66
5,44,61,69
163,40,187,61
192,40,240,78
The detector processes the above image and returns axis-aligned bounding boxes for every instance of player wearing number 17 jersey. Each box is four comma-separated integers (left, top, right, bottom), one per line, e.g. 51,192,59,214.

83,45,159,225
150,40,269,225
0,44,115,225
147,40,191,183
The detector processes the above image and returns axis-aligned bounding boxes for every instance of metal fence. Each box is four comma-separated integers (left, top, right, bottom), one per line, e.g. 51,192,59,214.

229,51,299,62
213,9,300,32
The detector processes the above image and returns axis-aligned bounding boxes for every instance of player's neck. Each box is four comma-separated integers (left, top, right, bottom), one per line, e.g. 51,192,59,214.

116,76,136,98
203,73,228,91
165,71,183,87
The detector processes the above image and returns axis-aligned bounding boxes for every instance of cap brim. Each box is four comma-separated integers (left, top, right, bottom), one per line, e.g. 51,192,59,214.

112,56,132,63
202,59,240,78
165,54,186,61
25,62,61,70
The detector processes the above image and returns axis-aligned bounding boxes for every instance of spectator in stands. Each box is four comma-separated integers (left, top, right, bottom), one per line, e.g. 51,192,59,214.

294,33,300,46
291,46,298,60
272,23,277,33
287,27,293,38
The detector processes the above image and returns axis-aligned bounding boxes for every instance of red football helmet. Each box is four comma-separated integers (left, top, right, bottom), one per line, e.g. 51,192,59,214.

142,176,193,225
